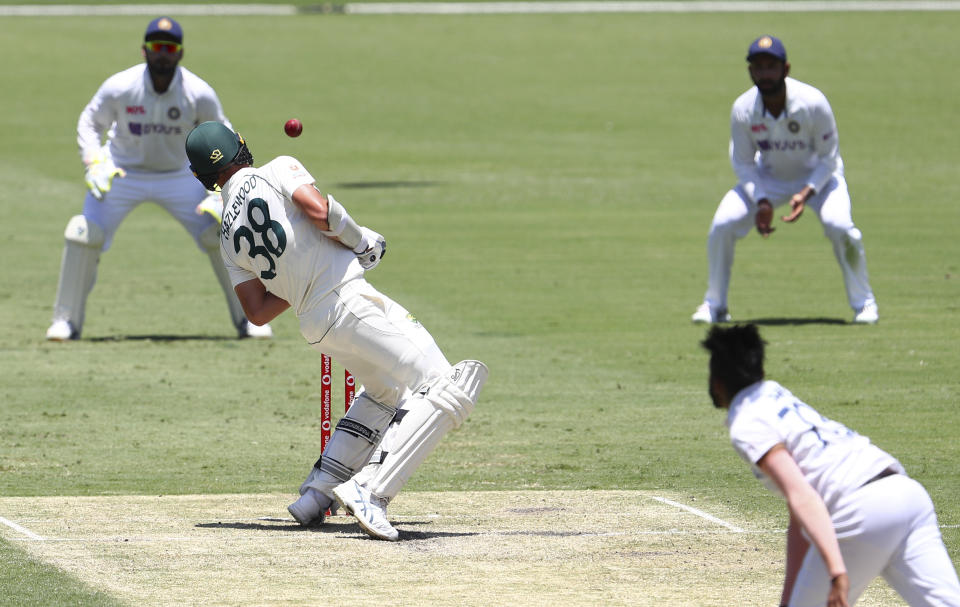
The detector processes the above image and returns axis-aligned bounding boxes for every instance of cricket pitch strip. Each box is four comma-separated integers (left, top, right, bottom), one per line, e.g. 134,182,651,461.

0,490,902,606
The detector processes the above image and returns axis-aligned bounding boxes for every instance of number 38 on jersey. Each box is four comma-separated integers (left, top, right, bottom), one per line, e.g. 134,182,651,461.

233,198,287,279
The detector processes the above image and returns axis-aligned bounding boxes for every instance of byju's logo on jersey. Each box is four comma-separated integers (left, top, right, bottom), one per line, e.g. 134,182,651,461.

128,123,183,136
757,139,807,151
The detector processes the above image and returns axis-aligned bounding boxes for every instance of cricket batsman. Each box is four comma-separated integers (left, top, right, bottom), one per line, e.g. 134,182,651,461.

184,121,488,541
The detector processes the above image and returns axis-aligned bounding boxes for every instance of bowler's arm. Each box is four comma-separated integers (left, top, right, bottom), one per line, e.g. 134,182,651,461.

234,279,290,326
758,444,849,607
780,514,809,606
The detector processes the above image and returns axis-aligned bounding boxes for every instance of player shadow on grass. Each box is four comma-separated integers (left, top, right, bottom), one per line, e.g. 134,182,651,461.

87,335,238,342
743,317,848,326
196,518,478,540
332,180,441,190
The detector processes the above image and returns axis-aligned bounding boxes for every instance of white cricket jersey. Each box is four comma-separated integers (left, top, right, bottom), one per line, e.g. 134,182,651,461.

726,380,904,514
219,156,363,315
730,77,843,203
77,64,230,172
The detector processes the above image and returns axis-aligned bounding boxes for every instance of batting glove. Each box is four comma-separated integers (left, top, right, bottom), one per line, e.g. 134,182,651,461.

353,227,386,271
195,191,224,223
83,154,126,201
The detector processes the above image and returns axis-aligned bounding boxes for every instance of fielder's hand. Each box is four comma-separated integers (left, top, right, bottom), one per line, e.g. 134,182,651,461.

84,155,126,201
782,187,812,223
755,199,775,238
196,191,224,223
353,226,386,271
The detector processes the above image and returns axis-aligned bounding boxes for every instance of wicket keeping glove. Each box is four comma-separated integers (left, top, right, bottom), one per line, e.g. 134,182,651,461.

83,153,126,201
354,227,386,271
196,191,224,223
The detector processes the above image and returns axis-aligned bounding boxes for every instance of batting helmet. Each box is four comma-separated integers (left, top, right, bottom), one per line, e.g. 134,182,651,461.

185,121,253,190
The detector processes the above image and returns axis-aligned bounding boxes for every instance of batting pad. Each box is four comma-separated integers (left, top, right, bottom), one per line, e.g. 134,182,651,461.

52,215,104,331
302,392,397,497
449,360,488,414
362,360,488,500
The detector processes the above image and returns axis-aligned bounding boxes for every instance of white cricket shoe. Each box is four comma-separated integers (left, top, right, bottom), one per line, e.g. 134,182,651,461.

333,480,399,541
288,488,329,527
237,319,273,339
691,303,731,324
46,320,78,341
854,302,879,324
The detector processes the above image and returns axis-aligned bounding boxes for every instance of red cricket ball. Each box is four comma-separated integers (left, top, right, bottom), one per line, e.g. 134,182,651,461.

284,119,303,138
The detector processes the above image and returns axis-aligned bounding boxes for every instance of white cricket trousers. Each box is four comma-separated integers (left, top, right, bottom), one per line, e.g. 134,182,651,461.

81,168,216,252
702,176,876,312
298,277,451,409
790,474,960,606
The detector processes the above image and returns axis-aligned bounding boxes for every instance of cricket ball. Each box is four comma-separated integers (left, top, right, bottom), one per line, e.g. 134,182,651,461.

284,118,303,138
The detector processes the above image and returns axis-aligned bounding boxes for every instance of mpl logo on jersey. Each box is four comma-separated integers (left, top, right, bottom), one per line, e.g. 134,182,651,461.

126,106,146,115
128,123,183,136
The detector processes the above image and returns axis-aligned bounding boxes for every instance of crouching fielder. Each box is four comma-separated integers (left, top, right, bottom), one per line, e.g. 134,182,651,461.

701,324,960,607
185,122,488,541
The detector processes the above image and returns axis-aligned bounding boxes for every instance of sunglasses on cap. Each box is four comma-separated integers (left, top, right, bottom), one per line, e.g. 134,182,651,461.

144,40,182,53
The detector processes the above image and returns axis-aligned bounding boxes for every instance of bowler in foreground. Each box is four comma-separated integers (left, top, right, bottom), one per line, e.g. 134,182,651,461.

701,324,960,606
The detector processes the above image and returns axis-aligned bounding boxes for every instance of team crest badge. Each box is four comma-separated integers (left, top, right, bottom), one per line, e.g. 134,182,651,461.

758,36,773,49
210,149,224,163
157,18,173,31
788,120,800,133
167,107,181,120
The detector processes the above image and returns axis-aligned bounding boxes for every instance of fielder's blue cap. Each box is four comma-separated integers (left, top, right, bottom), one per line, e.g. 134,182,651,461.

145,16,183,43
747,35,786,62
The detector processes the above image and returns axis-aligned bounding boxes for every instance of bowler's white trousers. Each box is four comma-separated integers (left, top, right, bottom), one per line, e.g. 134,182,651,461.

299,277,451,409
791,474,960,606
702,176,876,312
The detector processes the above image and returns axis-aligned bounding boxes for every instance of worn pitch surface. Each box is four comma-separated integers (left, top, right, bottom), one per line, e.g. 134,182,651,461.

0,490,902,606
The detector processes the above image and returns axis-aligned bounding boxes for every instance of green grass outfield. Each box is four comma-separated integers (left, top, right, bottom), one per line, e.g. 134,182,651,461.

1,7,959,605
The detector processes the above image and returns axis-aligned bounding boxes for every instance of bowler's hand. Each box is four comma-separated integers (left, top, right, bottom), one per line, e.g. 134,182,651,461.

782,186,813,223
827,572,850,607
755,199,775,237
